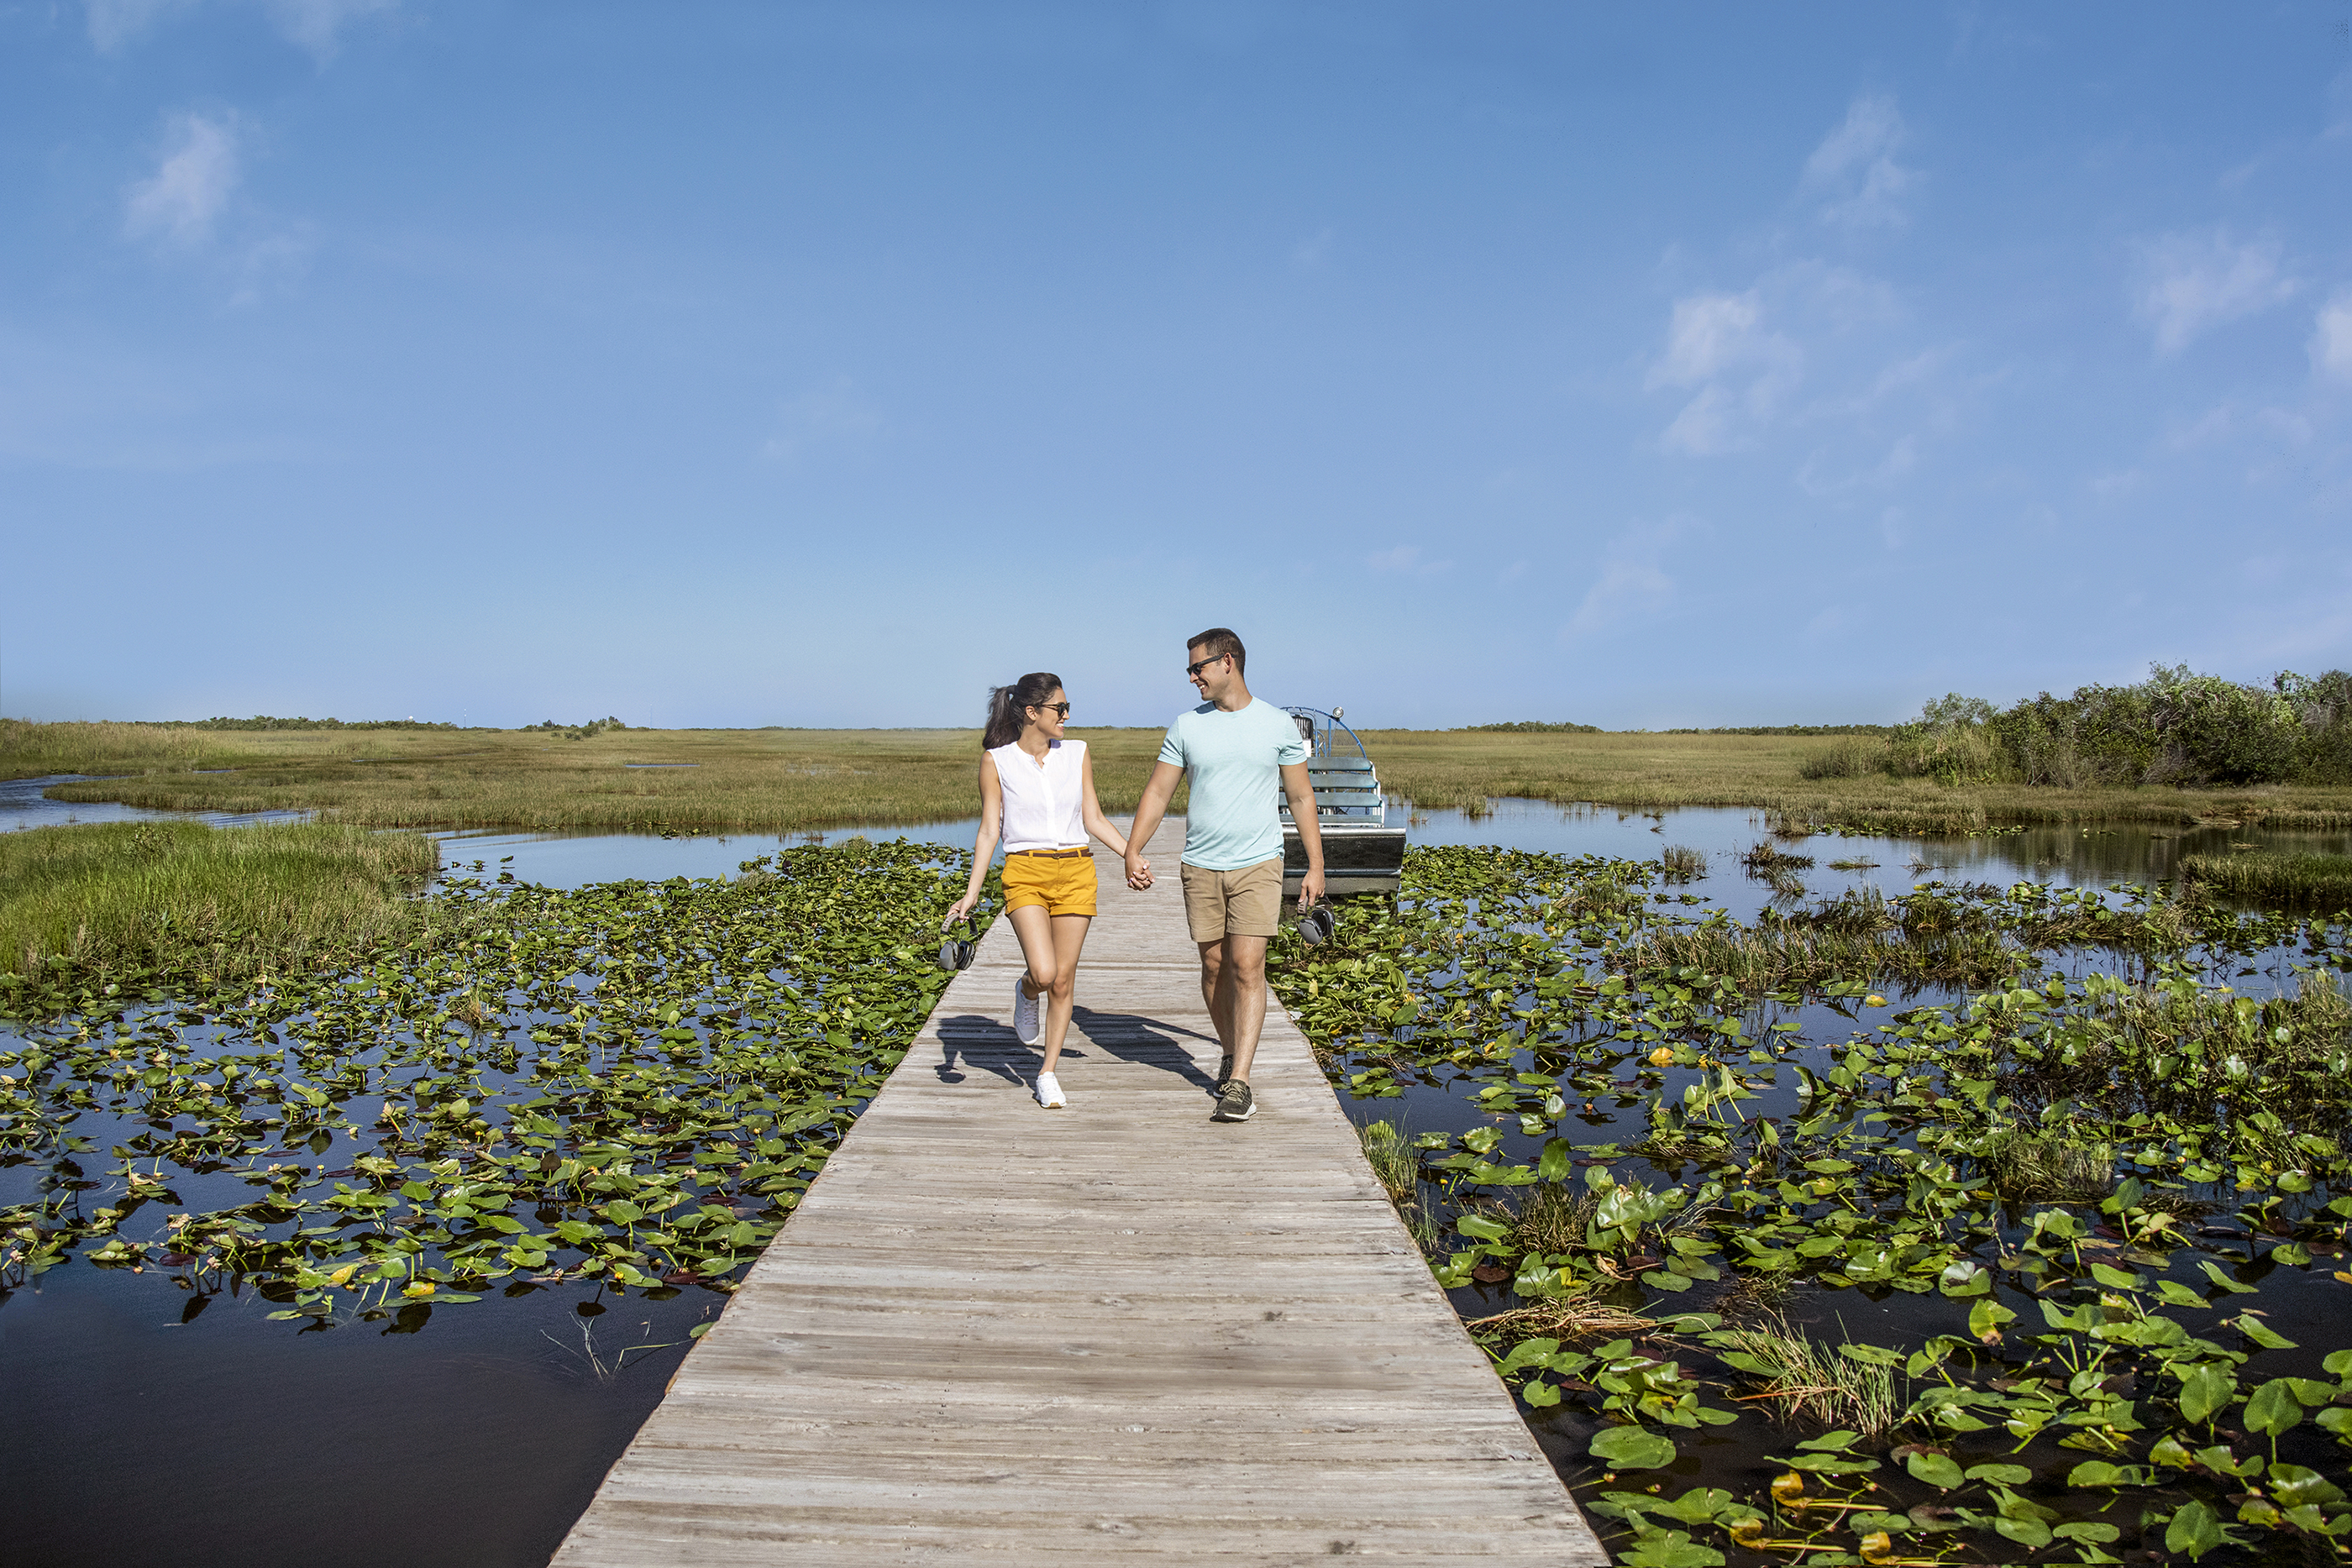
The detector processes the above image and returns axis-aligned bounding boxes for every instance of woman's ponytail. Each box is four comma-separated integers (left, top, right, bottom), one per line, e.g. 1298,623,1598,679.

982,671,1063,749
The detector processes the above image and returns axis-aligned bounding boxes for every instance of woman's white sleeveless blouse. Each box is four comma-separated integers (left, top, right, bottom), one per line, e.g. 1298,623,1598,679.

992,738,1087,852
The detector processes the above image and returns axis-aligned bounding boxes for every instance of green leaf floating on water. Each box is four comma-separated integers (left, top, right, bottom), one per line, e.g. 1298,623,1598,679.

1589,1424,1677,1470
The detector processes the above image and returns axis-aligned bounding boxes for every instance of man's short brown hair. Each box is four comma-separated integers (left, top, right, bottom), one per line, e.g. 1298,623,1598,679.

1187,627,1245,677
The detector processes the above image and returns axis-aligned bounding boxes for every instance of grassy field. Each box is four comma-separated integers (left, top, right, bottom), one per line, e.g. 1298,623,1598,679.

7,720,2351,835
0,820,440,994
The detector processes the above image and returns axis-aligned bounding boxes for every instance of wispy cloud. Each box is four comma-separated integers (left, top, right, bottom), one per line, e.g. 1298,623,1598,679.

1365,544,1451,576
261,0,396,60
2313,289,2352,383
760,380,883,462
84,0,192,51
124,113,240,248
1802,95,1917,229
1646,289,1801,455
1562,518,1698,639
2133,229,2298,354
84,0,393,58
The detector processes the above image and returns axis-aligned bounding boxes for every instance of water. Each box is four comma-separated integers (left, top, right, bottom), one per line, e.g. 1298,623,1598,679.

5,798,2344,1565
0,774,309,833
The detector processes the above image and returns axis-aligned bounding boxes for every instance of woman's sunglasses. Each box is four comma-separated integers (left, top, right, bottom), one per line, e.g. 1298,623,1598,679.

1028,701,1072,717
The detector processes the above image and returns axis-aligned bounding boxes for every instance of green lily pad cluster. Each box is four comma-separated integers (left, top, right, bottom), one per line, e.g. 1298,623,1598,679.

0,839,988,1332
1272,844,2352,1565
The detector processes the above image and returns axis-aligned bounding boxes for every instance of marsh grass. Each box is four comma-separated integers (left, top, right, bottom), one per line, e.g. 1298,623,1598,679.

1708,1317,1901,1435
1467,1296,1658,1345
0,821,438,990
17,724,1184,833
2181,850,2352,909
1975,1130,2114,1205
18,719,2352,834
0,719,265,780
1631,917,2023,994
1660,844,1706,881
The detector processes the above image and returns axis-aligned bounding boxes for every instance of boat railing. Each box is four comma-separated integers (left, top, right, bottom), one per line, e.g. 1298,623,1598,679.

1280,707,1386,825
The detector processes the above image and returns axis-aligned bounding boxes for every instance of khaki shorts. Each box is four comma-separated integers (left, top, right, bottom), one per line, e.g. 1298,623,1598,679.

1180,857,1284,942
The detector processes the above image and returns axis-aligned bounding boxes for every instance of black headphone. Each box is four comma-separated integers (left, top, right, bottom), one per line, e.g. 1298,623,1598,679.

1299,902,1336,947
937,911,982,972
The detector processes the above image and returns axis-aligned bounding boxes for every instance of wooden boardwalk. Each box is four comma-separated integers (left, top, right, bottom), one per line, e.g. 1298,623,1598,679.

553,820,1607,1565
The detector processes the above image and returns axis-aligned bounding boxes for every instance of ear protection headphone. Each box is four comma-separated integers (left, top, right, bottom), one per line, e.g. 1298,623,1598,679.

1299,903,1336,947
937,911,982,972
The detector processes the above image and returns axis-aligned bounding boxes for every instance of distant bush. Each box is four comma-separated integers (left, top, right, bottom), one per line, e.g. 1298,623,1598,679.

1462,720,1600,733
1854,666,2352,790
522,716,629,741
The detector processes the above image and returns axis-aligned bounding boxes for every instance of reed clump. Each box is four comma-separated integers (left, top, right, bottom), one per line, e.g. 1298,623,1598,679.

0,821,438,994
1975,1130,2114,1205
1357,1118,1420,1206
1707,1317,1902,1436
1660,844,1706,881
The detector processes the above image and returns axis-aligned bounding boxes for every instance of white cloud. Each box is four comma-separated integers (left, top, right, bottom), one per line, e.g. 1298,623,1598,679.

760,380,883,462
1802,96,1917,229
84,0,192,50
261,0,396,60
1649,291,1760,387
1562,519,1698,639
124,113,240,248
2133,229,2298,354
2313,290,2352,383
1646,289,1801,455
1365,544,1450,576
84,0,394,58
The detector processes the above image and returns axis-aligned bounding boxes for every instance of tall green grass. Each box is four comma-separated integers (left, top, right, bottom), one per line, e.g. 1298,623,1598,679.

0,821,439,991
2180,851,2352,909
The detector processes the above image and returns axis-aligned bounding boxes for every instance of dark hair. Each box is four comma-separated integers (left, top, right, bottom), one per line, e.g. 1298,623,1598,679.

1187,627,1245,678
983,672,1064,749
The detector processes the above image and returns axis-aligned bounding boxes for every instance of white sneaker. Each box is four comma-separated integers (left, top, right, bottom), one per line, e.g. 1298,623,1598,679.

1036,1072,1067,1109
1012,977,1042,1046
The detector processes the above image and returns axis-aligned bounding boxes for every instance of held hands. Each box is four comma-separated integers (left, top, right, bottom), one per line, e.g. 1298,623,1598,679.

1124,852,1153,890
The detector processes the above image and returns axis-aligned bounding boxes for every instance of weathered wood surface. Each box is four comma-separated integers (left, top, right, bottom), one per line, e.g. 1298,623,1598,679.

553,819,1606,1565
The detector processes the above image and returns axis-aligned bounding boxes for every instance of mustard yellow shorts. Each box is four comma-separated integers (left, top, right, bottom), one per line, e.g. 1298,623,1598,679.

1002,850,1098,917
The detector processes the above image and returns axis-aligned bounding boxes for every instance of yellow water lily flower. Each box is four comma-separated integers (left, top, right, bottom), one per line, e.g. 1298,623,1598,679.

1647,1046,1674,1067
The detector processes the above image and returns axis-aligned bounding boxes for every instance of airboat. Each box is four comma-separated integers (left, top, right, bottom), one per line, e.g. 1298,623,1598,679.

1278,706,1407,899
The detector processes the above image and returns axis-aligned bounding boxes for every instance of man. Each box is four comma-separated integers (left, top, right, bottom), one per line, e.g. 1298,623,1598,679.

1124,627,1326,1122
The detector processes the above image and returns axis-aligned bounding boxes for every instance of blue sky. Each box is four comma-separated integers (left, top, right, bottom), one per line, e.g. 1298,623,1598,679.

4,2,2349,731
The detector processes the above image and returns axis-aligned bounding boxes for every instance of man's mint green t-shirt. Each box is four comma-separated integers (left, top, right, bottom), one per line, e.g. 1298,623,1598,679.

1158,699,1310,871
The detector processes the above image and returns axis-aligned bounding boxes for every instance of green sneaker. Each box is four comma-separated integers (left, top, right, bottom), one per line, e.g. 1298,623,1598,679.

1212,1079,1255,1122
1214,1052,1233,1096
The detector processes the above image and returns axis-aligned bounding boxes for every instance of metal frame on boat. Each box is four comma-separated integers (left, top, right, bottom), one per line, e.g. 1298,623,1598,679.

1279,706,1406,898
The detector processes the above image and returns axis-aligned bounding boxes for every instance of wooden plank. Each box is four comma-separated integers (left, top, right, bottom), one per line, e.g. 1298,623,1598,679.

552,819,1606,1566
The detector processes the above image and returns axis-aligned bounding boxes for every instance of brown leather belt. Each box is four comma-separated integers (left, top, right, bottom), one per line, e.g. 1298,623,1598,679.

1006,847,1091,858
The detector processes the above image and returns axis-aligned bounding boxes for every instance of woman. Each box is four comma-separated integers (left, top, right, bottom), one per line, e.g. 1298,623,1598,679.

944,672,1146,1108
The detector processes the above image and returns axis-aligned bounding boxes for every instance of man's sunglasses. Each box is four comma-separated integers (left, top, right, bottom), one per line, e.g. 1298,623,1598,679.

1028,701,1072,717
1185,653,1230,678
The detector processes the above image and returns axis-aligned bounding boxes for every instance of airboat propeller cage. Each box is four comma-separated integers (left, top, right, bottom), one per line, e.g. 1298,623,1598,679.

1279,706,1405,898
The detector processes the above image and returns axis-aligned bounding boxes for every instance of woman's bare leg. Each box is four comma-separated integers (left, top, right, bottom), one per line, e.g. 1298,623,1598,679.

1008,905,1061,1028
1038,913,1092,1072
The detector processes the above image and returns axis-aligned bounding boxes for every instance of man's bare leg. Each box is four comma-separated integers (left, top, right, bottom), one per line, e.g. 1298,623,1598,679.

1213,934,1268,1083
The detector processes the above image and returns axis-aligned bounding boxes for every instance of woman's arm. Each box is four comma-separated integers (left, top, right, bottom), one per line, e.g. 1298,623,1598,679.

946,755,1001,925
1078,749,1135,862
